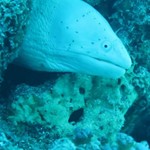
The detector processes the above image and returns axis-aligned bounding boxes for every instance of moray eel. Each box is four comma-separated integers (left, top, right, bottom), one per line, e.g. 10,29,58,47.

14,0,131,78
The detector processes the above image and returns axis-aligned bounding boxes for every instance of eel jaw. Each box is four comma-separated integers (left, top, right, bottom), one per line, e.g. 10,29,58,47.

48,52,128,78
94,57,129,70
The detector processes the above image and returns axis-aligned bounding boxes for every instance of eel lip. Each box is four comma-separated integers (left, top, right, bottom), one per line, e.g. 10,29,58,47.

94,57,127,70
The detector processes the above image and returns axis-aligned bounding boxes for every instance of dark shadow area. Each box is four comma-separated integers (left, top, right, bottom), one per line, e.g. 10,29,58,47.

123,106,150,145
68,108,84,124
94,0,116,19
131,112,150,145
0,64,63,98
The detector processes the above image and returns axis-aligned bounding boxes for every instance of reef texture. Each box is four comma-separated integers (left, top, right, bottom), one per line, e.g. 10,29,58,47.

9,74,136,144
109,0,150,144
0,0,31,82
49,133,150,150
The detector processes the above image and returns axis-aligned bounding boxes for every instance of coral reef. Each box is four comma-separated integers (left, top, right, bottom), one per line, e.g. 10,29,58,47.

108,0,150,144
0,0,31,82
9,74,136,144
49,138,76,150
49,133,150,150
114,133,149,150
122,66,150,143
110,0,150,58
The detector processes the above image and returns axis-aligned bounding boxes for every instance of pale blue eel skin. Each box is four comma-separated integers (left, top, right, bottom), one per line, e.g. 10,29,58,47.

14,0,132,78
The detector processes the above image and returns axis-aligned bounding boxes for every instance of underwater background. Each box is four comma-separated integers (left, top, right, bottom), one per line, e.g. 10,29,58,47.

0,0,150,149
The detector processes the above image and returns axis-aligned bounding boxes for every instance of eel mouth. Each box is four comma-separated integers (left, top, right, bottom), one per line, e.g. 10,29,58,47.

46,50,129,77
73,55,126,78
94,57,126,70
55,52,126,78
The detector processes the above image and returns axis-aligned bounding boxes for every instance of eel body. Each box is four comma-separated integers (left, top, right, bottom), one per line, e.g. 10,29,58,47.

14,0,132,78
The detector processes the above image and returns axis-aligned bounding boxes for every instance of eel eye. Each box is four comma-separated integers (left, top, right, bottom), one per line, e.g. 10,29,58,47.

102,41,111,52
104,44,108,48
